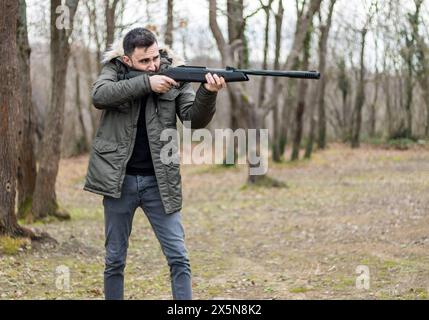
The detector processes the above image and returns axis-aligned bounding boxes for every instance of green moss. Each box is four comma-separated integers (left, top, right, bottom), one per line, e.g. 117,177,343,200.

381,260,399,269
207,286,224,297
0,236,30,255
68,207,102,221
332,277,356,290
408,287,428,299
289,287,310,293
17,196,33,219
386,138,418,150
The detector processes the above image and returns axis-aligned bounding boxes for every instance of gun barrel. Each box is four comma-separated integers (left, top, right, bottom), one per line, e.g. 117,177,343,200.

238,69,320,80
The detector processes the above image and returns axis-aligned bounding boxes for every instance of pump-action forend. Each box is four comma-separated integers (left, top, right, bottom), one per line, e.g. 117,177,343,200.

158,66,321,83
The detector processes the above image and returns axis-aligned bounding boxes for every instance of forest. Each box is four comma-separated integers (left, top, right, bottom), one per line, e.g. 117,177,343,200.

1,0,429,300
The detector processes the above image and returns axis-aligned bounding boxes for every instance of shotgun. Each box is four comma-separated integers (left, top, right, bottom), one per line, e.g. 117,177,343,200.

123,65,321,82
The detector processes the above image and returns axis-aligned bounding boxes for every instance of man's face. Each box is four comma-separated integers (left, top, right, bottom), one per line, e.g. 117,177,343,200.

123,42,160,72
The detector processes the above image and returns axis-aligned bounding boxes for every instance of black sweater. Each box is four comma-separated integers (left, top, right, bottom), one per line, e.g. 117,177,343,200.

126,96,155,176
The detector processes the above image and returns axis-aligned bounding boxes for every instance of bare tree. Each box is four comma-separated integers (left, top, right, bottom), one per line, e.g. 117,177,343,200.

368,33,380,138
316,0,336,150
394,0,417,139
306,0,337,158
209,0,276,184
84,0,126,136
105,0,121,49
16,0,37,219
257,0,274,109
86,0,123,73
178,18,189,61
286,0,323,161
1,0,37,238
336,57,351,140
165,0,174,47
271,0,284,162
72,52,90,153
30,0,80,221
85,0,103,73
411,0,429,136
376,0,396,139
383,43,393,138
263,0,322,161
291,23,313,161
350,27,368,148
350,1,377,148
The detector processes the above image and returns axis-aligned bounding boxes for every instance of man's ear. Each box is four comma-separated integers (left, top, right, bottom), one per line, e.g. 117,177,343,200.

122,55,132,67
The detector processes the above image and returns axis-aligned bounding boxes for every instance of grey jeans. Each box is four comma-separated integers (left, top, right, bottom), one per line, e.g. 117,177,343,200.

102,174,191,300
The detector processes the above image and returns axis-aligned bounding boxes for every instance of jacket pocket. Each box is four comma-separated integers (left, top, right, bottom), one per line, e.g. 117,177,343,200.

93,139,119,154
158,89,180,127
87,138,123,193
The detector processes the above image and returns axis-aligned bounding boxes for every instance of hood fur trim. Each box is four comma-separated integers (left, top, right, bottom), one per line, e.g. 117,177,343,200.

102,37,185,67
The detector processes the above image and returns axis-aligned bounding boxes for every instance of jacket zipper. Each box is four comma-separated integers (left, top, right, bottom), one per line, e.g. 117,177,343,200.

146,96,171,213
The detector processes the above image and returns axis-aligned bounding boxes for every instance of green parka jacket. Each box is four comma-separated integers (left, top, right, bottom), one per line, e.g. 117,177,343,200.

83,43,217,214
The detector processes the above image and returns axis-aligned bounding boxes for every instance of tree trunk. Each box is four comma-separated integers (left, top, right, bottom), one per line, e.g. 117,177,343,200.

73,53,89,153
316,24,328,150
16,0,37,219
227,0,246,68
369,72,379,138
280,0,322,160
209,0,246,167
86,0,102,74
351,28,367,149
257,0,274,109
226,0,248,138
336,57,350,141
304,100,316,159
291,28,312,161
383,52,393,138
392,67,404,138
105,0,119,50
316,0,336,150
30,0,79,221
165,0,174,47
210,0,274,184
369,36,379,138
404,60,413,139
271,0,284,162
423,89,429,137
0,0,35,238
82,46,98,137
305,78,319,159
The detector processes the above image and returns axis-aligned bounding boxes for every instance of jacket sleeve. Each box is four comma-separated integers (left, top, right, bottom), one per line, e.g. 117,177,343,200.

175,83,217,129
92,62,152,111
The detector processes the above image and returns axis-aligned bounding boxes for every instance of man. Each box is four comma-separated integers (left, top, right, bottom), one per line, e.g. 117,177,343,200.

84,27,226,300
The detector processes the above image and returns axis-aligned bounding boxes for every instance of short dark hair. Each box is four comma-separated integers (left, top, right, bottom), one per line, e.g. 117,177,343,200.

123,28,157,56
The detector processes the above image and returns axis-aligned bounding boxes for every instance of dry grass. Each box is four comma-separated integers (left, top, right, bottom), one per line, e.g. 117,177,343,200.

1,144,429,300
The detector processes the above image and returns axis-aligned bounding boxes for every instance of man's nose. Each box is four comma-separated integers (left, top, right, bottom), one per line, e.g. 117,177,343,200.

148,61,156,71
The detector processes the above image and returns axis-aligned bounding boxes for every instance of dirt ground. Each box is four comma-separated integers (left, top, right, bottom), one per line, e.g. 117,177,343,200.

1,144,429,300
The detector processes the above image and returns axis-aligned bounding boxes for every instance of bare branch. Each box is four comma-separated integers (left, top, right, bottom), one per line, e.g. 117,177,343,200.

209,0,227,60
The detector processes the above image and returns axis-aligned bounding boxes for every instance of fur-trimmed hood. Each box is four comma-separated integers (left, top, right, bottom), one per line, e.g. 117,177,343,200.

102,37,185,67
